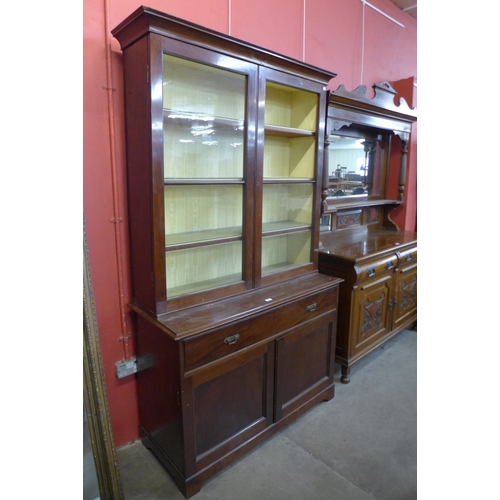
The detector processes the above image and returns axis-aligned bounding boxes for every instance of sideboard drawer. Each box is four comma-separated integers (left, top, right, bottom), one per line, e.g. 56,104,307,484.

397,247,417,267
356,254,397,285
183,286,339,372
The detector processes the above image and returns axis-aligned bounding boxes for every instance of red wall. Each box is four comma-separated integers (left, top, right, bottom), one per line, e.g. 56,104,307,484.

391,76,417,232
83,0,417,447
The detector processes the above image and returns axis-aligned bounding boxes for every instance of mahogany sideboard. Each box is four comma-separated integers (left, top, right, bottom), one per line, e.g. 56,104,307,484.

319,226,416,383
318,81,417,383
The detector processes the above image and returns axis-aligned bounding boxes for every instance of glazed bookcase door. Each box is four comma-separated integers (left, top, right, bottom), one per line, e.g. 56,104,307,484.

159,41,258,310
256,67,325,287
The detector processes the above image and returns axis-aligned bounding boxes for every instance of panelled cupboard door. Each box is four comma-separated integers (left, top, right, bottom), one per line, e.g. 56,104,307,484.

352,275,393,356
275,313,337,421
181,342,275,475
393,263,417,331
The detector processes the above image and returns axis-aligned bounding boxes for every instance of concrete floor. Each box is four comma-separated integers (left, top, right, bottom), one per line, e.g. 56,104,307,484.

116,328,417,500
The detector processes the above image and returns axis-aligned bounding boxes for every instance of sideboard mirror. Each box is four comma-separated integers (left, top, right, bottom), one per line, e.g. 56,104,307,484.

322,81,416,210
326,124,388,200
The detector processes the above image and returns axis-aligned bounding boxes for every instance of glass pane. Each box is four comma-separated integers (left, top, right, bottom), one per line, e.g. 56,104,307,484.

163,55,245,121
264,136,315,179
261,231,312,275
163,55,246,180
265,83,317,131
165,185,243,246
162,54,247,301
166,241,243,297
164,115,244,179
262,184,313,232
327,131,384,199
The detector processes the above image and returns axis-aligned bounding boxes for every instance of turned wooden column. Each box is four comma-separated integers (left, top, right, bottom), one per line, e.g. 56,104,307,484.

364,140,376,194
398,138,409,202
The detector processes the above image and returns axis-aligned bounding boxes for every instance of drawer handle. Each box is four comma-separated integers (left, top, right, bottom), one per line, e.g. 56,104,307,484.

306,303,317,312
367,267,376,277
386,261,394,270
406,253,413,262
224,334,240,345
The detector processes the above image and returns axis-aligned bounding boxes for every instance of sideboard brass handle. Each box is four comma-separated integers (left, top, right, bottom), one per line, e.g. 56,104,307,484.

307,303,317,312
386,261,394,270
367,267,376,277
224,334,240,345
406,253,412,262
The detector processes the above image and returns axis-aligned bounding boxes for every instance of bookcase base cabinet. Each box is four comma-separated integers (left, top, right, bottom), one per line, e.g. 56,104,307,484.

132,274,341,498
319,230,416,384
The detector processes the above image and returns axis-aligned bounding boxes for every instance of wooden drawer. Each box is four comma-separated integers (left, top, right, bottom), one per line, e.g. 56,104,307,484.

356,254,397,285
183,286,338,373
397,246,417,267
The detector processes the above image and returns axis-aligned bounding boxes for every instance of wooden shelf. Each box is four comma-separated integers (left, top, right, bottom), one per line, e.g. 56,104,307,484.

262,221,310,235
264,124,315,138
166,227,242,249
164,178,245,184
167,273,243,298
324,198,402,213
164,109,244,130
261,261,297,275
263,177,314,183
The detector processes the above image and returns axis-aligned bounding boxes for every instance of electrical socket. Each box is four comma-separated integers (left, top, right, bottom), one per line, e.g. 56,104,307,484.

115,357,137,378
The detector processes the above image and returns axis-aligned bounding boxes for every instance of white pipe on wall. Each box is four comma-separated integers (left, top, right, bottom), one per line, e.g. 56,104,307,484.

361,1,365,84
360,0,405,28
302,0,306,61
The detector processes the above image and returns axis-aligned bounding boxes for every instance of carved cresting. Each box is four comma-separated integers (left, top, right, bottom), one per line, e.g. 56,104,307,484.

400,276,417,310
362,292,385,335
332,80,415,118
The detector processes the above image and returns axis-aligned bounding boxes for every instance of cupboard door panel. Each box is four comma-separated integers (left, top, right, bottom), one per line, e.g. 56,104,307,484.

393,263,417,330
275,313,336,421
186,342,274,469
352,275,392,355
193,359,264,455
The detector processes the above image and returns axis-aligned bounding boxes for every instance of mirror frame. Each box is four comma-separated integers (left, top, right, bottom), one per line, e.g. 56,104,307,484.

322,81,417,212
84,217,124,500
